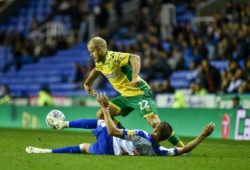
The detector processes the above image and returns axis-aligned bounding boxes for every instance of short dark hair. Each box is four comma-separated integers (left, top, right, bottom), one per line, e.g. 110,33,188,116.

157,121,173,141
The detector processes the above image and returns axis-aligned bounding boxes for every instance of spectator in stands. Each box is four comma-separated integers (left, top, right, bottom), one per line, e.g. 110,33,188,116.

217,37,232,60
172,91,186,108
141,52,154,83
153,50,172,80
231,95,243,110
0,85,11,104
37,86,53,106
238,79,250,94
227,70,243,93
197,58,221,93
168,47,183,70
1,0,250,97
78,12,89,42
151,79,174,94
190,79,207,95
221,59,243,93
243,57,250,82
74,63,87,83
238,57,250,93
235,29,249,61
94,1,110,36
197,38,208,59
30,17,39,32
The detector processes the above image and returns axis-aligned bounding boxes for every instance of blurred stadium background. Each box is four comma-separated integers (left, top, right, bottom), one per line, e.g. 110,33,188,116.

0,0,250,140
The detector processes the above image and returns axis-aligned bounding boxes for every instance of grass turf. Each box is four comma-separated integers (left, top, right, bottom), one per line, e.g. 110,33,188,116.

0,128,250,170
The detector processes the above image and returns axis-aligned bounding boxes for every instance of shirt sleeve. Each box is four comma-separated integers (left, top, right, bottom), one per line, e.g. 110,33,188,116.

115,52,130,67
157,146,178,156
122,129,149,140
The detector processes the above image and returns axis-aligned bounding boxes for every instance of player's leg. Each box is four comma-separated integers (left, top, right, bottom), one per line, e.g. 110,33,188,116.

96,103,124,128
144,113,160,128
168,132,185,148
26,143,91,154
47,116,99,130
96,102,121,119
96,95,133,128
126,93,160,127
145,115,184,147
130,92,185,147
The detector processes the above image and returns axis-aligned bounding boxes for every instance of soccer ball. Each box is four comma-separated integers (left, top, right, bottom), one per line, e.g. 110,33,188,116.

46,110,65,129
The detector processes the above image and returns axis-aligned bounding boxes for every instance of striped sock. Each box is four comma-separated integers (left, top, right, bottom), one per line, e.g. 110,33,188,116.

168,132,185,147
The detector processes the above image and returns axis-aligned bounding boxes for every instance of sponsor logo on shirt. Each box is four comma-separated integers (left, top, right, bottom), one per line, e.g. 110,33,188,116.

105,72,118,79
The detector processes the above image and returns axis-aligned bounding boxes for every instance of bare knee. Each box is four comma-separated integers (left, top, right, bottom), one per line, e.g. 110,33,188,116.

80,143,90,153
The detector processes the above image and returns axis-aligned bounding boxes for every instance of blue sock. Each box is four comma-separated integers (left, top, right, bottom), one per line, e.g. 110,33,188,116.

69,119,98,129
52,145,81,154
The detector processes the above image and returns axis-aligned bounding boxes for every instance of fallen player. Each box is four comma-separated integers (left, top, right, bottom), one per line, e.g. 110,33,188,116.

26,93,215,156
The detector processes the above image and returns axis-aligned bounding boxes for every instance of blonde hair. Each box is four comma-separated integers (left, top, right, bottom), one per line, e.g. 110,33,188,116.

88,37,107,49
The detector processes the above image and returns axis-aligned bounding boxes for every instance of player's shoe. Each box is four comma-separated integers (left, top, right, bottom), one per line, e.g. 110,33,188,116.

47,116,67,130
26,146,51,154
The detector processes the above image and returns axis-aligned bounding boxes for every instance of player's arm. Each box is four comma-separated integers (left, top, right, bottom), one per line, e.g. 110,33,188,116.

176,122,215,155
130,54,141,87
96,93,123,138
83,68,100,96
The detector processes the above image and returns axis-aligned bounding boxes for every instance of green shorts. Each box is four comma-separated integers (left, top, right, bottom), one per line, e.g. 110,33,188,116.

110,89,158,118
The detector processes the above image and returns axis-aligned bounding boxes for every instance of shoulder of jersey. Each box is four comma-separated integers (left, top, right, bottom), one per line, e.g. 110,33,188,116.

108,51,119,63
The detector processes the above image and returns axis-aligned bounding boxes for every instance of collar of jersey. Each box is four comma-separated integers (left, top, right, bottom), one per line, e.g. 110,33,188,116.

97,51,108,64
149,135,160,149
149,135,156,144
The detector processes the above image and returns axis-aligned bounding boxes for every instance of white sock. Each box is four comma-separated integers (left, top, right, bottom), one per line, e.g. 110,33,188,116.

65,121,69,128
79,144,84,152
41,149,52,153
26,147,52,154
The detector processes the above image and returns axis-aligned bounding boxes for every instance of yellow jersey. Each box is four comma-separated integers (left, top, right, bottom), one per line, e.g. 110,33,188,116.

95,51,150,97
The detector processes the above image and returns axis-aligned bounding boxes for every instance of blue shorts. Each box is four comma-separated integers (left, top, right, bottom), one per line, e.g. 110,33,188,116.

89,125,114,155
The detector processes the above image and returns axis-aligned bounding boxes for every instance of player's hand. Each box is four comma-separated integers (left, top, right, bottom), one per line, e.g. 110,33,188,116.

131,76,140,87
84,84,97,96
201,122,215,137
96,92,109,108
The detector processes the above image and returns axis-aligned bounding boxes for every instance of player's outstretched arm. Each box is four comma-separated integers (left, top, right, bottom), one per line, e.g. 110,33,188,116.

177,122,215,155
96,93,123,138
84,68,100,96
130,54,141,87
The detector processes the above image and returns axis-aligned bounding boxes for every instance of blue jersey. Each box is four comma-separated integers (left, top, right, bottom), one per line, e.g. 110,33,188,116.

89,121,178,156
122,129,178,156
89,120,136,155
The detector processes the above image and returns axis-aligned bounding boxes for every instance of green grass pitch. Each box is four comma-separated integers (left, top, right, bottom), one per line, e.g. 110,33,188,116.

0,128,250,170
